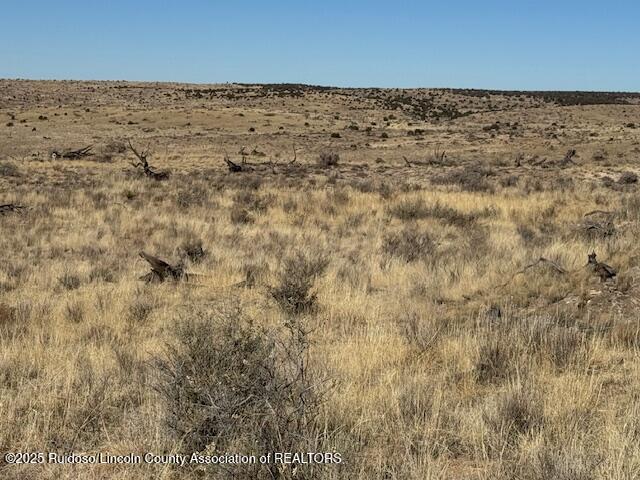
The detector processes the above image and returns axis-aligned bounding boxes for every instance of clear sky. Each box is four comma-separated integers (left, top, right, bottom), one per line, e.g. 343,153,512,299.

1,1,638,91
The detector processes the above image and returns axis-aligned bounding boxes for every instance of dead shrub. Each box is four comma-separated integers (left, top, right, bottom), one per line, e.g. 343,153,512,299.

610,322,640,348
128,299,154,324
578,219,615,241
484,385,545,457
232,190,270,214
397,312,439,352
58,272,82,291
619,171,638,184
88,266,116,283
230,205,254,225
542,326,587,369
388,198,492,226
513,446,599,480
318,151,340,167
432,165,496,193
388,198,430,221
65,301,85,323
271,251,329,315
382,227,435,263
153,307,329,478
178,236,206,263
176,185,208,209
0,161,20,177
474,338,517,384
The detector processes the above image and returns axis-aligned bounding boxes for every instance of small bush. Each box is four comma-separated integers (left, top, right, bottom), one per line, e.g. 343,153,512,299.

484,385,544,454
179,237,206,263
58,273,82,291
432,166,495,193
514,446,599,480
318,151,340,167
65,301,85,323
233,190,270,213
176,186,208,209
475,338,517,384
154,307,329,478
0,162,20,177
382,227,435,263
619,171,638,184
88,266,115,283
538,325,586,370
388,199,430,221
239,262,267,288
397,312,439,352
271,251,329,315
500,175,519,188
127,299,153,324
0,303,18,335
230,206,254,225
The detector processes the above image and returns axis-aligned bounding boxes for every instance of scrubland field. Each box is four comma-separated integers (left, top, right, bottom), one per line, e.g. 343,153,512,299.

2,80,640,479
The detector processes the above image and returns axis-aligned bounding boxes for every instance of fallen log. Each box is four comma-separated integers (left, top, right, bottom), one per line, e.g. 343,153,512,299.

138,251,187,283
51,145,93,160
0,204,26,215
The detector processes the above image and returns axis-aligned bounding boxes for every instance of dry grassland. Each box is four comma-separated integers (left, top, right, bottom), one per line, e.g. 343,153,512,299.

1,80,640,479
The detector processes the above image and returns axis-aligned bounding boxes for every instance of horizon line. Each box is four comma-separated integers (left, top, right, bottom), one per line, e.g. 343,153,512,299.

1,77,639,95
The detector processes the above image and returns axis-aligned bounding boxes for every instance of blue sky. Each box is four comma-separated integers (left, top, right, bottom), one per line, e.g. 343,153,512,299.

1,1,638,91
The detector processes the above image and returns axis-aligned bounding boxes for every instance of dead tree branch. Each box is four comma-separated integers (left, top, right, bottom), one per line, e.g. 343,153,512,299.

127,140,169,180
289,145,297,164
51,145,93,160
138,251,187,283
583,210,614,218
224,153,243,172
0,204,26,215
560,149,577,167
500,257,567,288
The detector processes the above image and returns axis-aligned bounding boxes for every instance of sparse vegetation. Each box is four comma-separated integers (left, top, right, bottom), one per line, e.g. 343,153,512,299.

1,79,640,479
317,151,340,167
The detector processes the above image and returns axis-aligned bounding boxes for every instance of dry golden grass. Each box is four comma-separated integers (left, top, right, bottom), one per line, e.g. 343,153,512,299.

1,80,640,479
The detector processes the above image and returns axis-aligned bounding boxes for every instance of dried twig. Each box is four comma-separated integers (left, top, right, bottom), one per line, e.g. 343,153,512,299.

500,257,567,288
583,210,614,218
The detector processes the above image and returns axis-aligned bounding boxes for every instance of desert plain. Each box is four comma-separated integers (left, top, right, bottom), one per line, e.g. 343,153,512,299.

1,80,640,479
